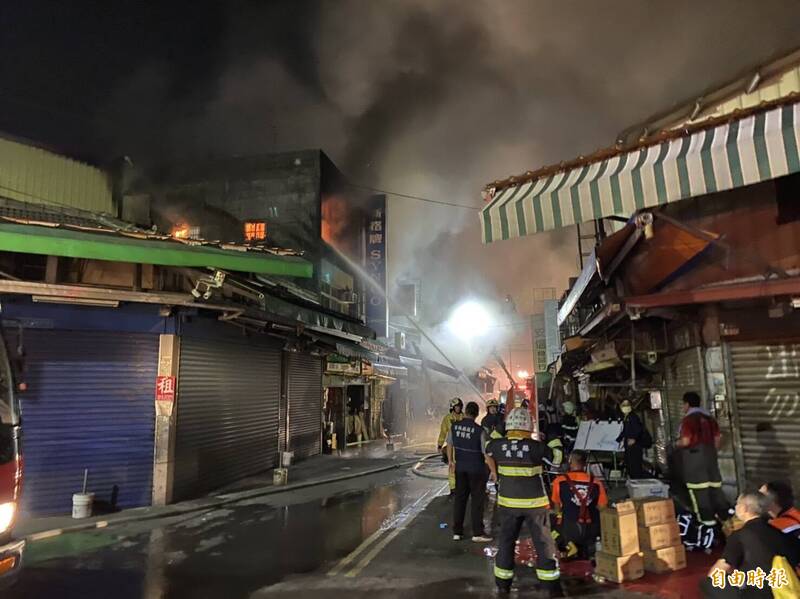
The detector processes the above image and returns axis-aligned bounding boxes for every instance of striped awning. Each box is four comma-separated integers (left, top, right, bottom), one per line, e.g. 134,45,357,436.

481,100,800,243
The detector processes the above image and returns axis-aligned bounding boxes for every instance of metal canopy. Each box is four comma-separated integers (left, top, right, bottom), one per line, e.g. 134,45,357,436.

481,100,800,242
0,222,313,277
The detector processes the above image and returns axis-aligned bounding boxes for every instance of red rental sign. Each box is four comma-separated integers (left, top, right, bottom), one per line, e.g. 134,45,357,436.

155,375,176,402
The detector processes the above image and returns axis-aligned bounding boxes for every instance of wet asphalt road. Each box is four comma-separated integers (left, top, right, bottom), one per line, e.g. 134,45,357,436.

8,467,445,599
7,459,655,599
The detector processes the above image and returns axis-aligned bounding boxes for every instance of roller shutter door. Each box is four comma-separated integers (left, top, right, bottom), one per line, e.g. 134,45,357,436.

729,341,800,493
15,330,157,514
664,347,705,439
287,353,323,460
173,331,281,500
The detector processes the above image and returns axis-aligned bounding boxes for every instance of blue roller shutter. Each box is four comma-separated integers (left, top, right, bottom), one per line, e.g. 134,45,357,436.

15,329,158,514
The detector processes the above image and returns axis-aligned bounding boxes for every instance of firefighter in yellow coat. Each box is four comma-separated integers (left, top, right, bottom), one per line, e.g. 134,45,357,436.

438,397,463,494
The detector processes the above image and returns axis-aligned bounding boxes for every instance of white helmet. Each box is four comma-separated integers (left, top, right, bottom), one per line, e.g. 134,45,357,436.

563,401,575,415
506,407,533,432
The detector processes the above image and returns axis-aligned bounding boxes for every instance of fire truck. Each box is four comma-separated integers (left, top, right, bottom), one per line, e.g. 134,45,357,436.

0,331,23,587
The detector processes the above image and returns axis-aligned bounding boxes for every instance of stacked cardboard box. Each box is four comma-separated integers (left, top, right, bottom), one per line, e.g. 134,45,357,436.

595,500,644,583
635,498,686,574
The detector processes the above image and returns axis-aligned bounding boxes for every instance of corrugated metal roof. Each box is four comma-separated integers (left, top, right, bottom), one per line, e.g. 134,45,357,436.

0,136,114,214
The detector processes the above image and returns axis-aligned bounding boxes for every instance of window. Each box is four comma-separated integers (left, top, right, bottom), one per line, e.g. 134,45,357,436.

244,221,267,241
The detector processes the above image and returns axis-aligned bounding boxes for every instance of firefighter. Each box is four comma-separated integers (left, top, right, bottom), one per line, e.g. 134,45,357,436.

560,401,579,453
676,392,730,527
486,407,563,597
438,397,463,494
480,398,505,440
550,450,608,560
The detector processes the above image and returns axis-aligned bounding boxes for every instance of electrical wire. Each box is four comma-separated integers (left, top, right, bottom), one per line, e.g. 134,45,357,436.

348,183,481,211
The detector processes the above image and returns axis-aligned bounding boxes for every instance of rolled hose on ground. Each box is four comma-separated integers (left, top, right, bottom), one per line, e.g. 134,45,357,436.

411,453,449,480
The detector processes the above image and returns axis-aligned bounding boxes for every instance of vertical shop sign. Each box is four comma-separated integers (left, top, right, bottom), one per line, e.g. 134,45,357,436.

365,194,388,338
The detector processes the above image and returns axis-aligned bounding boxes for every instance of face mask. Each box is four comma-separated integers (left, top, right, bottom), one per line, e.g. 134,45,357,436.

621,406,632,415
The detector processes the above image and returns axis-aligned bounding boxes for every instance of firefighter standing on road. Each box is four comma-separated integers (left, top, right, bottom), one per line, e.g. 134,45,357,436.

438,397,463,494
676,392,730,527
486,407,564,597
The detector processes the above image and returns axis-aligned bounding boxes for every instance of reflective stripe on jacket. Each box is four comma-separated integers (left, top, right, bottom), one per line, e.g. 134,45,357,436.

486,434,552,510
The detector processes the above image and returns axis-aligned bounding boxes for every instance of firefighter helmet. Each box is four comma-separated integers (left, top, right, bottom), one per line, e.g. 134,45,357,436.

486,398,499,408
506,407,533,432
449,397,463,411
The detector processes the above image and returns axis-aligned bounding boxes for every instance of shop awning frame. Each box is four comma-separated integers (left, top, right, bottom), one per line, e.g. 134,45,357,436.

0,222,313,277
481,98,800,243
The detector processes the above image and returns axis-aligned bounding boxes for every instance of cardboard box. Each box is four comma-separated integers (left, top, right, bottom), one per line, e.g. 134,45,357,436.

600,501,639,556
634,498,676,527
638,522,681,550
595,551,645,583
626,478,670,499
643,544,687,573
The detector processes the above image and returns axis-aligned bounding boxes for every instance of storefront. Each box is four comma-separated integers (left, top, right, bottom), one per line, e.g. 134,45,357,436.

172,317,283,501
726,339,800,495
2,301,167,514
284,351,324,460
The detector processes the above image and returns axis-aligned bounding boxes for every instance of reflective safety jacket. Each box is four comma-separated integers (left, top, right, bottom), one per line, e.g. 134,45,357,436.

561,414,579,446
769,506,800,539
438,412,463,447
486,433,558,510
480,412,505,439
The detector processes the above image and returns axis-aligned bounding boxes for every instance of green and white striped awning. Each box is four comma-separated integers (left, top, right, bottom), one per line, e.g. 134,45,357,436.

481,100,800,243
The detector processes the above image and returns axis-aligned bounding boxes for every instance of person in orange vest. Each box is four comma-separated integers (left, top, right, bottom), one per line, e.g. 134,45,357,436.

760,480,800,540
551,450,608,560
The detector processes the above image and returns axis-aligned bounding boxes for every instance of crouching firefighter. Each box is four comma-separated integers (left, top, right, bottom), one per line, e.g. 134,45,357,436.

486,407,563,597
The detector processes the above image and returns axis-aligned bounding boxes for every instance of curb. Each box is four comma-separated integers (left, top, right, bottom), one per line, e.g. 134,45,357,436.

23,459,420,543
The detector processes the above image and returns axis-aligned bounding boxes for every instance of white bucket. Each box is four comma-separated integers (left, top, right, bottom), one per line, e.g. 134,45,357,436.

273,468,288,486
72,493,94,519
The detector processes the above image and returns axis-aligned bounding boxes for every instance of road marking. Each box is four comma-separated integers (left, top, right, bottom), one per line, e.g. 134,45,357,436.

28,529,63,541
326,525,387,576
344,483,446,578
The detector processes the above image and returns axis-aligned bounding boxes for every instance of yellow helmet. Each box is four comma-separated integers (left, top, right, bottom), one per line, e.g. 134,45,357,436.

486,398,499,408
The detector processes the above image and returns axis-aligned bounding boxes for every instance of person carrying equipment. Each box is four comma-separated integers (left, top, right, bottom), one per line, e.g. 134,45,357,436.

486,407,563,597
550,450,608,560
438,397,463,494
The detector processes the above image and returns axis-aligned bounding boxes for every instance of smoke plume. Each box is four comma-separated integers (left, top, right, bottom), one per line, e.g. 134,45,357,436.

5,0,800,373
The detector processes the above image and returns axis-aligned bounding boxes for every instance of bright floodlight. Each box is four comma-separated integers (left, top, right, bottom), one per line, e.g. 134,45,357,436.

517,370,530,379
448,301,491,340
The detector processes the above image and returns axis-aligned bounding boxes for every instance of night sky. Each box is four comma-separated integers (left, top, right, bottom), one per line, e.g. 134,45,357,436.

2,1,800,368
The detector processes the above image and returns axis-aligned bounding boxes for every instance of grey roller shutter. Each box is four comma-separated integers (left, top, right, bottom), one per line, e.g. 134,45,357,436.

287,353,323,460
729,341,800,493
173,329,282,500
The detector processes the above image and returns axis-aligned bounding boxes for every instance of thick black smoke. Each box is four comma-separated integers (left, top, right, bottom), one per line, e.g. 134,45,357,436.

3,0,800,372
